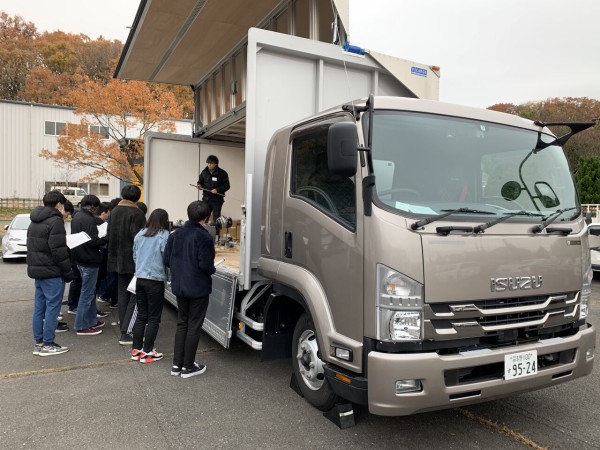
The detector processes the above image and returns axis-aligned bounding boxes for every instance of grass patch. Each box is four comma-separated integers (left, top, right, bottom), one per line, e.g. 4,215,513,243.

0,208,32,220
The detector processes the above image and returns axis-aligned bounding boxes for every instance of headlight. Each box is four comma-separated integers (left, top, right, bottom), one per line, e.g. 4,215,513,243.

581,264,592,320
377,264,423,341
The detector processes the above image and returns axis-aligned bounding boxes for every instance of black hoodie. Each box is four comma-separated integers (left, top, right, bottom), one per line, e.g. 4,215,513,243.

26,206,73,281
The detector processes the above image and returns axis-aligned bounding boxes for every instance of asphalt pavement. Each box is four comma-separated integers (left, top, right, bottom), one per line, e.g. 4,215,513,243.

0,258,599,450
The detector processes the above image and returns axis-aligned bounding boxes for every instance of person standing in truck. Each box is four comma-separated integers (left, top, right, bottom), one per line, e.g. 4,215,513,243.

163,200,215,378
197,155,230,242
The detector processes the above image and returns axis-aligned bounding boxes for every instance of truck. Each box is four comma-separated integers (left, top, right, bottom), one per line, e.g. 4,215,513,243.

115,0,596,418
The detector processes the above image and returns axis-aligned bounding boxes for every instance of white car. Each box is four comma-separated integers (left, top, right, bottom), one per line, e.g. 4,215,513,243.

589,224,600,278
2,214,31,261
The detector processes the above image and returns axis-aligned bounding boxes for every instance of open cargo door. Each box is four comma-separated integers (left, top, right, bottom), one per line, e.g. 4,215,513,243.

144,132,243,347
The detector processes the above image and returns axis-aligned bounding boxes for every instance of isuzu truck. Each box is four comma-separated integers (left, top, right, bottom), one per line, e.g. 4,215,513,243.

115,0,596,418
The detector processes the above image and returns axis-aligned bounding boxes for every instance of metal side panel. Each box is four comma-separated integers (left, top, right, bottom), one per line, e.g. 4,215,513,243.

203,269,238,348
163,268,238,349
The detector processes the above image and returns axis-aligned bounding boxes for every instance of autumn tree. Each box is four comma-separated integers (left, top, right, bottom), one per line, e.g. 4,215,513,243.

488,97,600,172
0,12,39,100
40,77,182,185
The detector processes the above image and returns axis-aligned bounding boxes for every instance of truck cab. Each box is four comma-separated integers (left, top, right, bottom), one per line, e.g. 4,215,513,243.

259,95,596,415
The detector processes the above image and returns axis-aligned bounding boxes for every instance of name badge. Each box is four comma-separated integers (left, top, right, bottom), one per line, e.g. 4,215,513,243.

212,177,217,181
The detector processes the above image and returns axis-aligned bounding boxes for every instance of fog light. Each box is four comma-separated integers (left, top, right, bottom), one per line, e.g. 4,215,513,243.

395,379,422,394
330,346,352,361
586,347,595,361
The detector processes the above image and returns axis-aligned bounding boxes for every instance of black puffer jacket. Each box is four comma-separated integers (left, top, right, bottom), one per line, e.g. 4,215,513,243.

71,207,107,267
26,206,73,281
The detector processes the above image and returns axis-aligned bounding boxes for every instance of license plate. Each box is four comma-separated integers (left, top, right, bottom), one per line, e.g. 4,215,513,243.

504,350,538,380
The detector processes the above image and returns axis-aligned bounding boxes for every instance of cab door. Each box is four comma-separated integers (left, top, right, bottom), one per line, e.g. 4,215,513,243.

282,119,363,342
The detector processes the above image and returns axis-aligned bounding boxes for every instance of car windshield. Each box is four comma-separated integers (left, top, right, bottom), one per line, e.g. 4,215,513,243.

367,110,579,221
11,216,31,230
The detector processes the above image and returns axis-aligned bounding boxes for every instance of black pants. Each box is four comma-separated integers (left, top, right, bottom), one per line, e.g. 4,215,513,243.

132,278,165,352
67,262,81,311
117,273,136,335
204,198,224,234
173,296,209,370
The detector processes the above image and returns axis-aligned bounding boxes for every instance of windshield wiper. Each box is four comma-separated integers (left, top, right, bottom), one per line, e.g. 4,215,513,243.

410,208,495,230
531,207,578,234
473,210,544,233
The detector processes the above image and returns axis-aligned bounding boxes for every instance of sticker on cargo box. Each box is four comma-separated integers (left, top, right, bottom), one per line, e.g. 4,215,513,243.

411,67,427,77
504,350,537,380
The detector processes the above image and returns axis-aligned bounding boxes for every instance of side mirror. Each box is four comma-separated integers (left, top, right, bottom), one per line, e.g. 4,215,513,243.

585,212,593,225
328,122,358,177
3,224,8,231
501,181,522,201
534,182,560,208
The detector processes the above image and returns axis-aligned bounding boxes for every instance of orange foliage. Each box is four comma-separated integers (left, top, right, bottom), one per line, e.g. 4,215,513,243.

40,77,182,185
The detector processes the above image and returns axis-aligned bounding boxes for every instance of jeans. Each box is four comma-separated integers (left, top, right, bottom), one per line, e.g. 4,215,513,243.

118,273,137,335
132,278,165,352
67,262,81,311
96,271,116,300
173,296,209,370
32,277,65,345
75,265,99,330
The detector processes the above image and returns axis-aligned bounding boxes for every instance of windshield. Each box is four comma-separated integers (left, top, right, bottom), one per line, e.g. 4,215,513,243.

368,111,579,221
11,216,31,230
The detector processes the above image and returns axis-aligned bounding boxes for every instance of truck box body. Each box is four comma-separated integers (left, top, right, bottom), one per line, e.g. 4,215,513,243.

117,1,595,417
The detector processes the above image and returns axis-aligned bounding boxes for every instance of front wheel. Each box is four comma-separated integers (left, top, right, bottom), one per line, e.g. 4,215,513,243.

292,313,339,411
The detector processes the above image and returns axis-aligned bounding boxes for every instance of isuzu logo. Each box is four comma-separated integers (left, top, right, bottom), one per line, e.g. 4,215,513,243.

490,276,542,292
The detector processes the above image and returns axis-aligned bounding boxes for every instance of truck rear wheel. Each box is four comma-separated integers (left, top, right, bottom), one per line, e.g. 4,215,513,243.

292,313,339,411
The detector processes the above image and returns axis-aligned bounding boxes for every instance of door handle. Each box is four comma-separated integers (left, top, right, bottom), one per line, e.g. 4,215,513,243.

284,231,292,258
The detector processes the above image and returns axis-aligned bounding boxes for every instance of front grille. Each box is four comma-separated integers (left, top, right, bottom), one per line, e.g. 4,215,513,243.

426,292,579,339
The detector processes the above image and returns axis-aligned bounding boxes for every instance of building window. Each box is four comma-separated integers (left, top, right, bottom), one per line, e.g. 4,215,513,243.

44,121,66,136
86,183,110,196
90,125,110,140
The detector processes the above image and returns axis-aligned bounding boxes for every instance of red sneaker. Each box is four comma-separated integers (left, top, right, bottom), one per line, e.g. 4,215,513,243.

131,349,145,361
140,350,163,364
91,320,105,329
76,328,102,336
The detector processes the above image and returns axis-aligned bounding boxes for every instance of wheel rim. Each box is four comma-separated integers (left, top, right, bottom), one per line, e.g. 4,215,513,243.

296,329,325,391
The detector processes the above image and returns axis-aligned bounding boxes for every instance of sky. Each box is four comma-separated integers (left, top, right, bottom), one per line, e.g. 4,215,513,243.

1,0,599,108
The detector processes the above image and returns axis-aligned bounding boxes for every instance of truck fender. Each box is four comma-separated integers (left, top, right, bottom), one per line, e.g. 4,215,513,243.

258,256,363,372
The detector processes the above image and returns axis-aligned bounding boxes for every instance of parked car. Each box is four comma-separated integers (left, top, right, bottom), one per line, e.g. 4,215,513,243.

2,214,30,261
590,224,600,278
49,186,87,206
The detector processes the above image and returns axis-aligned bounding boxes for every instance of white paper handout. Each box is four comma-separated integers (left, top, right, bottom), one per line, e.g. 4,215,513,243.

66,231,91,249
97,222,108,238
127,275,137,294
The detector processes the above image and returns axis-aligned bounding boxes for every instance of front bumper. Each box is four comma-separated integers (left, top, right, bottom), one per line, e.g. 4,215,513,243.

367,323,595,416
2,241,27,259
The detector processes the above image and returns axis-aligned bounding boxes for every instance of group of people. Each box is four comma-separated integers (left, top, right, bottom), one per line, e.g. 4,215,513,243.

27,154,229,378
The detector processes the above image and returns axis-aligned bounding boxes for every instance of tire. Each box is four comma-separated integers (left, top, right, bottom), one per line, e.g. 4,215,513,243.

292,313,339,411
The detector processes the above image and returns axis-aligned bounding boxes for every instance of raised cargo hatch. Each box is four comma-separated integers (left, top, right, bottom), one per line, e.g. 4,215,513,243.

115,0,348,87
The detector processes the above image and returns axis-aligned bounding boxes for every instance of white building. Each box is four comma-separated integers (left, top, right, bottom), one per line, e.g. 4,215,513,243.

0,99,193,203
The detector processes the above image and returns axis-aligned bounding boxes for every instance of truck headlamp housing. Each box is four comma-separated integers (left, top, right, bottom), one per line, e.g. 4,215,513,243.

581,264,593,320
377,264,423,342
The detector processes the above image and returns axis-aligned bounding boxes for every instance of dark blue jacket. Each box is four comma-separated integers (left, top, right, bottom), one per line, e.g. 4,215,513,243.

163,221,215,298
